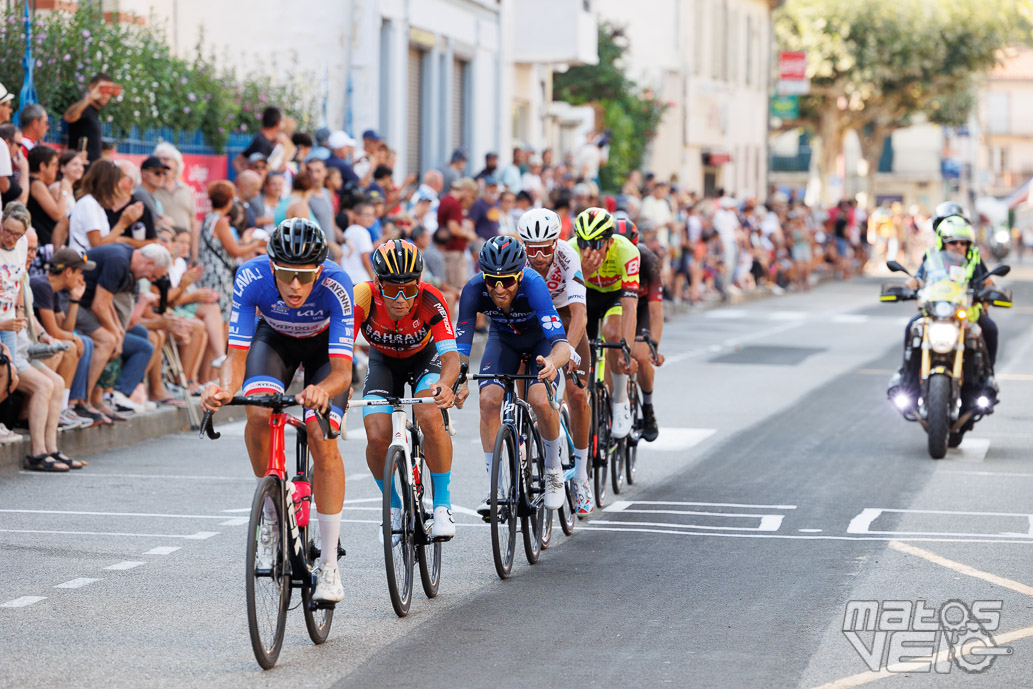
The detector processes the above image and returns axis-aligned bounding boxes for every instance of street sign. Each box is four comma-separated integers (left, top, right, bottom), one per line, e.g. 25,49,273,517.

778,51,809,96
770,95,799,120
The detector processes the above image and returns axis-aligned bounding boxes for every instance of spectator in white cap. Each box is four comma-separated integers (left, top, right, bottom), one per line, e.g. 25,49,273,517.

0,83,16,203
0,82,13,125
326,130,358,188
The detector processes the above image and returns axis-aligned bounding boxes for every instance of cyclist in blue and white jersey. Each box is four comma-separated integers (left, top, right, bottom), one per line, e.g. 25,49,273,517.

454,236,571,518
202,218,354,603
516,208,596,516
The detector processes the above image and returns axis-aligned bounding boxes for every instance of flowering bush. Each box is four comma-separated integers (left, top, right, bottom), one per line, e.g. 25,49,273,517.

0,5,318,152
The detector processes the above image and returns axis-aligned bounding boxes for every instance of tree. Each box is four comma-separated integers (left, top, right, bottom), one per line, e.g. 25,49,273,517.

553,22,666,192
775,0,1030,206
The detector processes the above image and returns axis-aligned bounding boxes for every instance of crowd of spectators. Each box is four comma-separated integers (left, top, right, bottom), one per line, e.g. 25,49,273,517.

0,69,909,470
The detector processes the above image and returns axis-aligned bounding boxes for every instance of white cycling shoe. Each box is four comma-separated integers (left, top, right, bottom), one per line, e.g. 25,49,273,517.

611,401,632,438
312,564,344,602
544,468,565,510
256,523,276,570
430,506,456,540
378,507,403,547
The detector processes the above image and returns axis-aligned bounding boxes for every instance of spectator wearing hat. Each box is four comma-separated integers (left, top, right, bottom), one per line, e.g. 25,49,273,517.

326,130,359,189
233,106,283,173
410,169,443,234
0,81,13,125
436,177,478,289
136,155,174,226
63,72,119,164
31,247,105,426
246,152,269,184
0,84,18,208
19,105,48,153
352,129,382,183
475,152,498,182
438,148,467,192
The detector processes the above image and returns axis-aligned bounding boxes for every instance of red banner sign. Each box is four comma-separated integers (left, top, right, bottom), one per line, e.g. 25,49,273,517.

779,51,807,81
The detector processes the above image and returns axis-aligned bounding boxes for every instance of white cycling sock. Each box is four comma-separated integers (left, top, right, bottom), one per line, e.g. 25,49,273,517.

316,511,342,570
543,435,563,470
573,446,589,482
612,373,628,403
62,389,70,411
484,452,494,475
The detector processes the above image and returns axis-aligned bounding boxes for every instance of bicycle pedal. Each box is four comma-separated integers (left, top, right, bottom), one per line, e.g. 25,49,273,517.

310,600,337,611
337,545,346,559
431,534,454,543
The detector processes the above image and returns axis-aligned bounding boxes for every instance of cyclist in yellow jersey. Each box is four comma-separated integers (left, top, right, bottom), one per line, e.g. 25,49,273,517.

568,207,640,438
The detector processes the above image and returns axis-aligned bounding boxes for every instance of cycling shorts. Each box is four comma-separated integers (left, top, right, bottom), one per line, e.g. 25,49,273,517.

478,330,553,390
585,289,622,340
361,345,441,417
603,298,650,338
242,320,349,430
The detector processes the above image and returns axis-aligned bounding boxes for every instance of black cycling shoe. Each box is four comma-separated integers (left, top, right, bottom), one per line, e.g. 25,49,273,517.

641,404,659,442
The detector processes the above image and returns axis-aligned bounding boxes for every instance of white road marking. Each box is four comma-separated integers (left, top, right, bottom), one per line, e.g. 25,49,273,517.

847,507,1033,538
18,472,258,481
104,561,145,571
575,525,1033,544
767,310,808,321
55,578,100,589
704,309,747,319
184,532,219,540
831,314,870,324
798,528,823,533
220,508,251,513
143,547,180,555
1,596,46,608
592,516,784,532
0,528,219,539
0,509,241,520
638,428,716,452
947,437,990,462
889,540,1033,597
605,500,798,510
940,469,1033,478
219,517,249,526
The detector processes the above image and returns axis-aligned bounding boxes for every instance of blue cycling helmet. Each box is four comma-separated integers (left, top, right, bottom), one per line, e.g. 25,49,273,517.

479,236,526,275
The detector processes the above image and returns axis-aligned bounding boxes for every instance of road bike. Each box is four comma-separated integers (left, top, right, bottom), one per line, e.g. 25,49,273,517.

199,394,339,670
623,334,660,487
542,368,582,548
348,365,467,617
472,361,556,579
586,324,632,507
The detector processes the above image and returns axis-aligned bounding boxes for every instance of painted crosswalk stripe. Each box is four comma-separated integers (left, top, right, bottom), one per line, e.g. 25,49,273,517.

143,546,180,555
1,596,46,608
219,517,249,526
105,561,145,571
55,578,100,589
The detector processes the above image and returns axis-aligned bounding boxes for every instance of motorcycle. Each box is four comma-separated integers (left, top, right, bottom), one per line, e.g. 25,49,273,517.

881,257,1012,459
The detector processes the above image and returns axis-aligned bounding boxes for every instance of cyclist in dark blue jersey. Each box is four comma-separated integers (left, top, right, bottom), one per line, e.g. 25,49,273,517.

454,236,570,518
202,219,354,603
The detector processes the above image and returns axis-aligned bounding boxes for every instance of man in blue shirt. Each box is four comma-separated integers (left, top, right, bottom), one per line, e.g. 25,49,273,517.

454,236,570,517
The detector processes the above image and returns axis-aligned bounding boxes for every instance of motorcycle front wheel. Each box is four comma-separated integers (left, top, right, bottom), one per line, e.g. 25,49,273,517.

926,373,951,460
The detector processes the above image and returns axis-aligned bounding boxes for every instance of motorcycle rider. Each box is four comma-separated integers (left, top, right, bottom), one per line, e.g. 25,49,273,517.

888,216,998,405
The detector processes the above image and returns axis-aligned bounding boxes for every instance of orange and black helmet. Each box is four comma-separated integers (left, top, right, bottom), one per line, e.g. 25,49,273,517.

371,239,423,283
614,218,638,246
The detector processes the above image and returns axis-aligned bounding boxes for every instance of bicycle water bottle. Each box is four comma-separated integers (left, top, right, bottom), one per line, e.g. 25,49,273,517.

291,476,312,527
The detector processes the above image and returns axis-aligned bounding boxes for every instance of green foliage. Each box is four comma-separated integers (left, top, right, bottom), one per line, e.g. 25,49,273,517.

553,22,667,192
0,4,318,152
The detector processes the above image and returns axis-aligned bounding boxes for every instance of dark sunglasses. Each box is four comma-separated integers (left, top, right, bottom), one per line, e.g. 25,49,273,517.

525,243,555,258
380,281,420,300
483,272,521,290
273,264,320,284
577,237,608,251
944,240,971,248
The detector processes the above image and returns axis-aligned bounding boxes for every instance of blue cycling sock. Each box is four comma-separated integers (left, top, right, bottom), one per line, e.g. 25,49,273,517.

430,472,451,509
373,478,402,509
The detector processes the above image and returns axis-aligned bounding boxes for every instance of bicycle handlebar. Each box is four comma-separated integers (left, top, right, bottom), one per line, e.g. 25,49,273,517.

198,393,338,441
635,334,660,359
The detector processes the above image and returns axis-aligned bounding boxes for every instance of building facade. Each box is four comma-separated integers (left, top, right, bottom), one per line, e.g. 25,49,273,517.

593,0,776,197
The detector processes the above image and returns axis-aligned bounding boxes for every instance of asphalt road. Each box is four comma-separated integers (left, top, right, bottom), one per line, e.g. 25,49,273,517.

4,264,1033,689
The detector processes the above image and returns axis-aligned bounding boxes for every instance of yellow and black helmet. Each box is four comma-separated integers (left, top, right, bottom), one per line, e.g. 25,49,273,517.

574,207,615,242
371,239,423,282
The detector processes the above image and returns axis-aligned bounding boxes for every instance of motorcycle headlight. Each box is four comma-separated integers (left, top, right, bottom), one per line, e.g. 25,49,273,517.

994,230,1011,244
933,302,954,318
928,322,960,353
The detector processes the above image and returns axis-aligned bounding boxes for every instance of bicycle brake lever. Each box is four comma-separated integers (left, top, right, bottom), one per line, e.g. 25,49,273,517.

441,408,457,437
199,410,221,440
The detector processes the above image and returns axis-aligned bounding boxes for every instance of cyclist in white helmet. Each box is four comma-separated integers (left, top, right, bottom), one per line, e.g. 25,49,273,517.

516,208,595,516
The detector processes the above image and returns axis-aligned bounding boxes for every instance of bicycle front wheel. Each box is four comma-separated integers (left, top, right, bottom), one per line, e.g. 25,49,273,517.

246,475,290,670
383,447,415,617
416,456,442,598
490,425,518,580
593,391,611,508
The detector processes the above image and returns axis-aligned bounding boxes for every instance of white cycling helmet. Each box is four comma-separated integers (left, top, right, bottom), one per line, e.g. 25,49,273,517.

517,208,561,243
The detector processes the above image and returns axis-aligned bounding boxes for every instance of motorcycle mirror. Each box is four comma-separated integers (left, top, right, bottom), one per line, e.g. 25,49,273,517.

989,264,1011,278
886,260,912,276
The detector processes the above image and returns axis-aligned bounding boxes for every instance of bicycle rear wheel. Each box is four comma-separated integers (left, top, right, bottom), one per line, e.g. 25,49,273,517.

383,447,414,617
301,510,333,644
557,404,576,537
490,425,518,580
611,436,626,494
627,385,641,485
522,425,546,565
246,476,290,670
416,455,442,598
